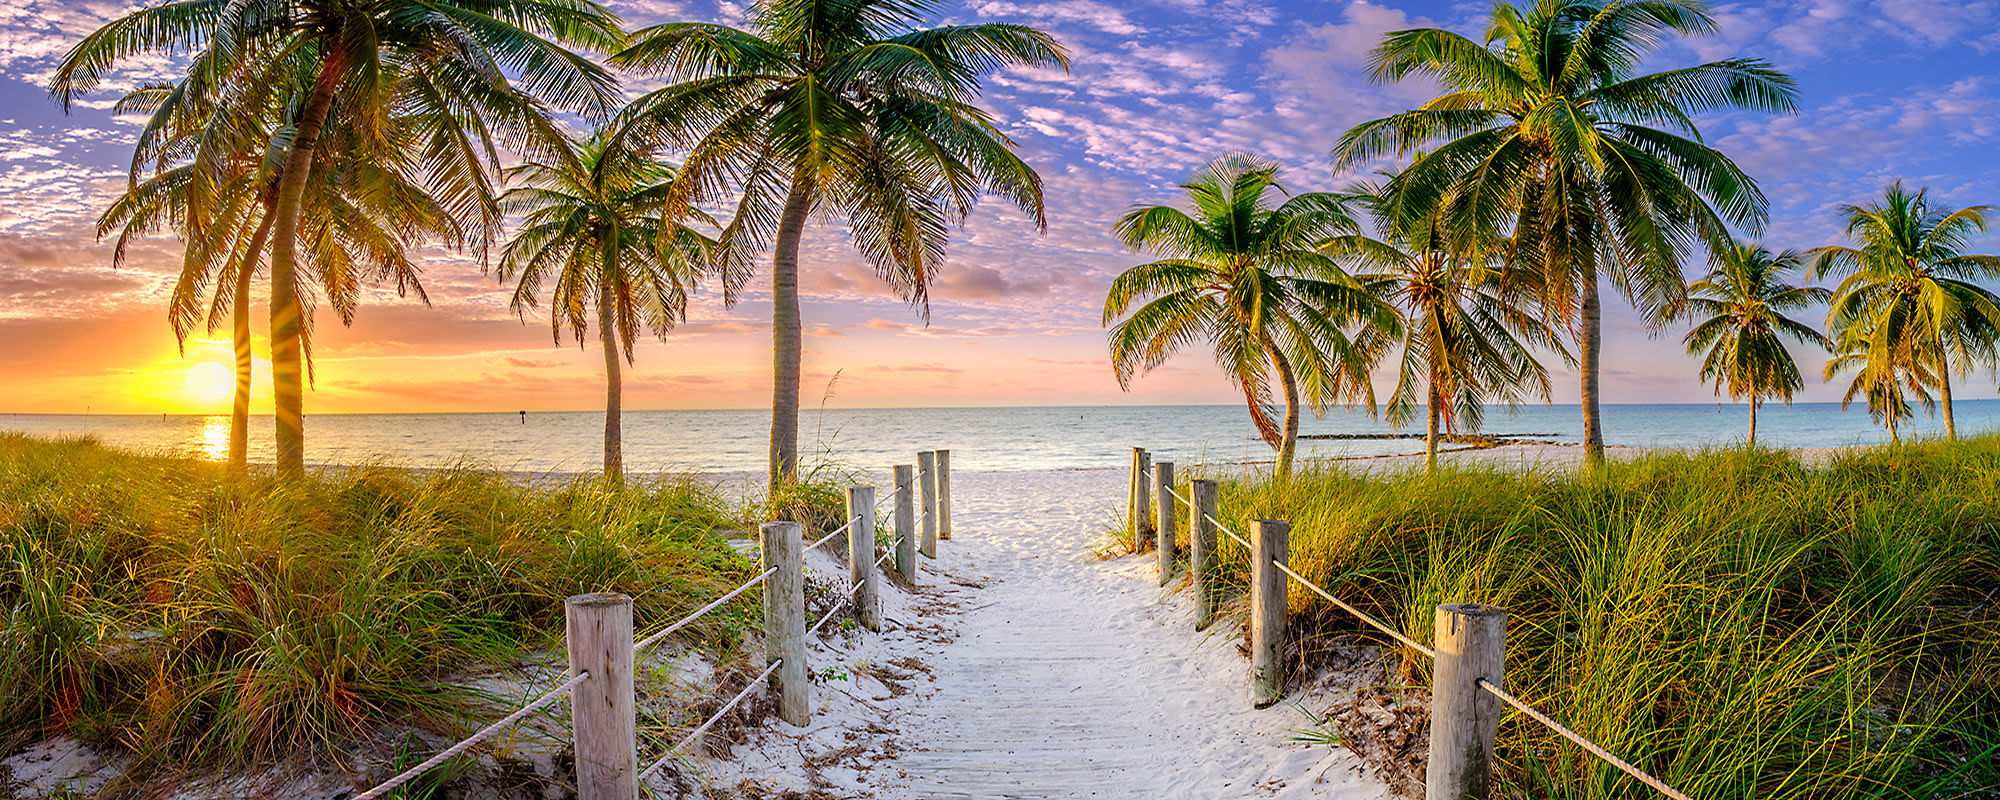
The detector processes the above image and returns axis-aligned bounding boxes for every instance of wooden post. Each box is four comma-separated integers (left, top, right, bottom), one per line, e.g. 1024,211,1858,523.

1153,461,1177,586
918,451,938,559
936,449,952,541
1190,479,1220,630
1427,603,1507,800
567,593,636,800
1249,519,1289,708
893,464,917,583
1129,448,1153,550
761,521,809,726
846,485,881,632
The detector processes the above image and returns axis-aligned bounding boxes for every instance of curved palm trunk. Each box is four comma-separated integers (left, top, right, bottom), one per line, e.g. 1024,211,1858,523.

1579,262,1605,467
269,49,347,479
1747,397,1759,447
229,210,273,476
599,249,624,481
1938,353,1956,440
1267,343,1301,480
768,177,814,495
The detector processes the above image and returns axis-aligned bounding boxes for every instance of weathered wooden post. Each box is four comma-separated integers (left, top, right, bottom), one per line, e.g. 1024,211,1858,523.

936,449,952,541
1427,604,1506,800
1189,479,1221,630
566,593,636,800
1129,448,1153,550
1249,519,1290,708
917,451,939,558
846,486,881,632
761,521,809,725
893,464,917,583
1153,461,1177,586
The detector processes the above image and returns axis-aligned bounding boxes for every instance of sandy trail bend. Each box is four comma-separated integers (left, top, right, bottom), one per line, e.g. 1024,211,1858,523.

712,468,1388,800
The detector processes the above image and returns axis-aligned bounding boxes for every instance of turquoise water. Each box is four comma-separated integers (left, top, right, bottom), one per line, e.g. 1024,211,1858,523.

4,401,1996,474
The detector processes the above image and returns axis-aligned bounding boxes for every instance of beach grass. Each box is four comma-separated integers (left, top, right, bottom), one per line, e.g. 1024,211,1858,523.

1195,440,2000,799
0,432,802,774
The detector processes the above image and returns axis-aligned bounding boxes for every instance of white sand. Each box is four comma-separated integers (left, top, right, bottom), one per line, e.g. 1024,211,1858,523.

671,468,1392,800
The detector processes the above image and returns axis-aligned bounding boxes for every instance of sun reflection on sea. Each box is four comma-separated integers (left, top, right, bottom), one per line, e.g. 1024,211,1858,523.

197,416,229,461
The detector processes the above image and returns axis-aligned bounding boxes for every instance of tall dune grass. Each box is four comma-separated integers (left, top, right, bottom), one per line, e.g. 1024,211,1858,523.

1197,442,1999,799
0,433,769,772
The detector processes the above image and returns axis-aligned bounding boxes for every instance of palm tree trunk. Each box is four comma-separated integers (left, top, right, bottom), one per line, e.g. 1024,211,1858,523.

599,248,624,481
1426,384,1442,473
1267,343,1301,480
1747,397,1758,447
1938,353,1956,441
230,210,273,476
768,176,814,495
268,49,347,480
1579,262,1605,467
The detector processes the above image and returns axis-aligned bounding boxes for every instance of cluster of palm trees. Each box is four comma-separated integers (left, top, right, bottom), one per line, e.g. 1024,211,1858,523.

1105,0,2000,475
55,0,1067,489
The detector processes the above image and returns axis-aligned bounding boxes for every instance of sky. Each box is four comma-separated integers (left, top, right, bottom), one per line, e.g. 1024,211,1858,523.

4,0,2000,415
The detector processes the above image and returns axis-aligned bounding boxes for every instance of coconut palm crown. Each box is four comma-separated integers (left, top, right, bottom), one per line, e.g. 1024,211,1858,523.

609,0,1070,494
51,0,623,478
1331,0,1798,466
498,130,719,480
1333,166,1567,471
1103,154,1400,478
1810,181,2000,441
1679,242,1831,445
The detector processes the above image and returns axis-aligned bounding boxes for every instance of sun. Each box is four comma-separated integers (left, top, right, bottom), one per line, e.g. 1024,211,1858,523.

186,362,233,402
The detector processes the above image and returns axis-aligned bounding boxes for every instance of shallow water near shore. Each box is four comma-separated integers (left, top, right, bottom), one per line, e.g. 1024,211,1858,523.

5,401,1999,474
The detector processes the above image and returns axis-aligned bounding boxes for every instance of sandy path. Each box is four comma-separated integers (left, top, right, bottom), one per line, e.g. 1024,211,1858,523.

695,468,1389,800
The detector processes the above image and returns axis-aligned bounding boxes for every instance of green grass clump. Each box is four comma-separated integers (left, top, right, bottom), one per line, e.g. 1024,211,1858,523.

0,433,758,772
1198,440,2000,799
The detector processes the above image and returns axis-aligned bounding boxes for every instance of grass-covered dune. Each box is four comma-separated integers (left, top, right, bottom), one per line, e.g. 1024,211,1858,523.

0,433,775,774
1199,442,1999,799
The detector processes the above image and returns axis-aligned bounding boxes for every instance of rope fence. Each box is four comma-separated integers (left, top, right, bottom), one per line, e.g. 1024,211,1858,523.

1135,447,1690,800
636,658,786,781
350,449,953,800
352,671,591,800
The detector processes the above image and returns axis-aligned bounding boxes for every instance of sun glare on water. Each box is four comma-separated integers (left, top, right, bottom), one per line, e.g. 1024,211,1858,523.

186,362,233,401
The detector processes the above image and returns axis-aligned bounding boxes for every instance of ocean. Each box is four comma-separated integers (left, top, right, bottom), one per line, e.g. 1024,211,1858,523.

4,401,1996,474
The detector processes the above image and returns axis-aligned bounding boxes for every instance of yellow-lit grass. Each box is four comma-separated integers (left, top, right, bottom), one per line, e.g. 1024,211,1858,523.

1196,442,1999,799
0,433,769,771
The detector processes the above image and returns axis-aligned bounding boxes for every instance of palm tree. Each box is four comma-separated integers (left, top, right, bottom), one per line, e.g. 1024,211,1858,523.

1331,0,1798,466
52,0,622,478
498,129,718,480
1333,167,1567,472
1678,242,1831,445
1810,182,2000,441
96,73,463,473
1826,335,1934,442
1103,154,1399,479
610,0,1069,494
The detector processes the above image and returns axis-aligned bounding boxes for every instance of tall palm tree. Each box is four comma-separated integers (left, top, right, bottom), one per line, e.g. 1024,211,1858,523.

498,129,718,480
1679,242,1831,445
1810,182,2000,441
1103,154,1399,479
609,0,1069,494
1333,167,1566,472
96,72,463,473
1331,0,1798,466
52,0,623,478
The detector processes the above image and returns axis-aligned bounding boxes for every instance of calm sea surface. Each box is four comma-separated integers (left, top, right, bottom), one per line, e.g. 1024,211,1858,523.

5,402,1998,474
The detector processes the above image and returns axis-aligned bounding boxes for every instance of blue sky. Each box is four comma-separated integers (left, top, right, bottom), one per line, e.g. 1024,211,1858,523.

4,0,2000,414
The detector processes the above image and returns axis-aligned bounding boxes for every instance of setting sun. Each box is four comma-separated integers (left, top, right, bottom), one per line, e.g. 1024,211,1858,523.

185,362,232,401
